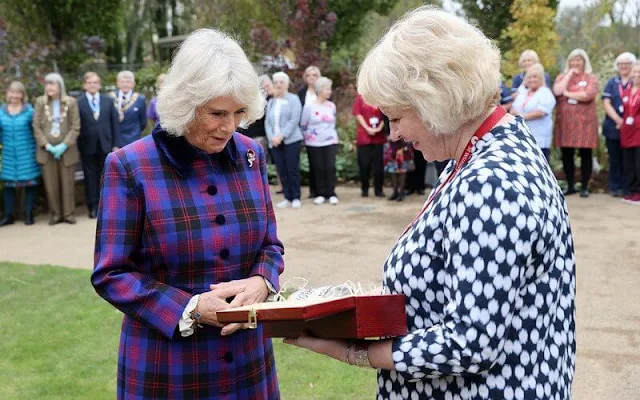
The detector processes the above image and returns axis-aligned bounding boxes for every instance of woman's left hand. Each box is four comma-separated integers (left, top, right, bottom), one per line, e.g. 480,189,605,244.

283,332,348,363
209,276,269,336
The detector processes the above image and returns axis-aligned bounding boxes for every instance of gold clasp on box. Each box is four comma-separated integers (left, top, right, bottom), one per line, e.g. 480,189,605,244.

248,309,258,329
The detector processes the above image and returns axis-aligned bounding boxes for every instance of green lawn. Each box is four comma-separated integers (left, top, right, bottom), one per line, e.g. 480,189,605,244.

0,262,376,399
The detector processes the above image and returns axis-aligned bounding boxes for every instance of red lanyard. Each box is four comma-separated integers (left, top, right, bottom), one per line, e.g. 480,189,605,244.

402,106,507,235
630,88,640,108
619,81,632,103
521,90,535,109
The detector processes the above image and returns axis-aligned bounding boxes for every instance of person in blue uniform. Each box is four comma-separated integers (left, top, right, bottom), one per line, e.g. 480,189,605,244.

602,52,636,197
110,70,147,147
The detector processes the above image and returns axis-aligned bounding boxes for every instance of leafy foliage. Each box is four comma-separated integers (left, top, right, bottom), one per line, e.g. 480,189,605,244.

459,0,515,52
501,0,559,79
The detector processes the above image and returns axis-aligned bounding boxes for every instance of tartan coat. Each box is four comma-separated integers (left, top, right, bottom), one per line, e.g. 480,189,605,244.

91,125,285,399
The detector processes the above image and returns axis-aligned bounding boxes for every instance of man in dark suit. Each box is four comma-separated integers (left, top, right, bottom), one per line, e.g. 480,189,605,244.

77,72,121,218
110,70,147,147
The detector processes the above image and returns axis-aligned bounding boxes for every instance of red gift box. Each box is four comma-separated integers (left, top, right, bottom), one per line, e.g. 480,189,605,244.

216,294,408,339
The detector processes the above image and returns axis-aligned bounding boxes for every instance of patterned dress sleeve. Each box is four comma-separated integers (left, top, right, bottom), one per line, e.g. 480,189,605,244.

91,152,192,339
249,144,285,291
583,74,599,102
392,176,539,380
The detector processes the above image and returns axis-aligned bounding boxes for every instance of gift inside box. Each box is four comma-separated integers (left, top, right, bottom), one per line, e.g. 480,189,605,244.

216,294,408,339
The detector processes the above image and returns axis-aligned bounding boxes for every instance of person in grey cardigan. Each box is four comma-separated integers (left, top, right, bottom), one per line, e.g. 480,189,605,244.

265,71,304,208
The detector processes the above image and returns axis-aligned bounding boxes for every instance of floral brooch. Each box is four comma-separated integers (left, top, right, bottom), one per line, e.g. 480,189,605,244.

247,149,256,168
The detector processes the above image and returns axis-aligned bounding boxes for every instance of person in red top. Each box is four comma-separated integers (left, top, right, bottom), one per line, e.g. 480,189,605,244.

352,93,387,197
619,63,640,205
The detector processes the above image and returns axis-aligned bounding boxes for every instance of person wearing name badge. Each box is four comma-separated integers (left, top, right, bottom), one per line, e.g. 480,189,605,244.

33,73,81,225
265,71,304,209
553,48,599,198
298,65,322,199
111,70,147,147
0,81,40,226
619,62,640,205
91,29,285,399
353,93,386,197
510,63,556,162
602,52,636,197
77,72,122,219
511,49,552,94
285,7,576,400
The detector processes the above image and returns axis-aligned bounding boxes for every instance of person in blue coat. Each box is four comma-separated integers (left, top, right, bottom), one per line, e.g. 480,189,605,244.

0,81,41,226
110,70,146,147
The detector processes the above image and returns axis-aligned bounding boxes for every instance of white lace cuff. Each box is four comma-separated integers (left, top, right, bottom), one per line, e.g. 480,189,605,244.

179,295,201,337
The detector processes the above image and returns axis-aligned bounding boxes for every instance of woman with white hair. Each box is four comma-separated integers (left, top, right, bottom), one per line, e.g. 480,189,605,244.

285,7,576,400
510,63,557,161
32,72,80,224
602,52,636,196
553,48,600,197
237,74,273,153
91,28,284,399
265,71,304,208
511,49,552,93
300,76,339,205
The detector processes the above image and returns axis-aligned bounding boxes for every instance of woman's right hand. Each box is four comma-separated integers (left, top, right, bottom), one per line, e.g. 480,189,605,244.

194,286,246,327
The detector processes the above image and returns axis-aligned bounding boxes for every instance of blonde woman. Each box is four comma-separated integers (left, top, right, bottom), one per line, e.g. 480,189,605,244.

287,7,575,400
298,65,321,107
511,49,552,93
553,48,600,197
510,63,556,161
0,81,40,226
33,73,81,224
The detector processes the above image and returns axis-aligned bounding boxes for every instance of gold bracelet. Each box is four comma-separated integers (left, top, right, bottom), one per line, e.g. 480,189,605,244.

345,341,353,365
353,344,373,368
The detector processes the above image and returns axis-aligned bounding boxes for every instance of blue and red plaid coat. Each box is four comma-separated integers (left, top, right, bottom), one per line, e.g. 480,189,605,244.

91,126,285,399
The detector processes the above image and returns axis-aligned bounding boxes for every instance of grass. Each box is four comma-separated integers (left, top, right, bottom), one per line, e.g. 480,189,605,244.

0,262,377,399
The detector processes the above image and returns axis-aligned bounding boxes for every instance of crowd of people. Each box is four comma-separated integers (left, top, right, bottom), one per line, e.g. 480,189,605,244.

2,41,640,229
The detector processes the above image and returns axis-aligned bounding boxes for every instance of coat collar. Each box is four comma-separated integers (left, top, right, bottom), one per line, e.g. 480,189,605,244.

152,125,239,177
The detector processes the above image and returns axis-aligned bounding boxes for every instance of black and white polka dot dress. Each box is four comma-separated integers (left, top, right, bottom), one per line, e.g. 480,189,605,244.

379,117,576,400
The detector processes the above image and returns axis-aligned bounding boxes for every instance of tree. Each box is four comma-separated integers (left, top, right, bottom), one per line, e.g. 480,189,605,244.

0,0,123,71
459,0,515,52
501,0,559,79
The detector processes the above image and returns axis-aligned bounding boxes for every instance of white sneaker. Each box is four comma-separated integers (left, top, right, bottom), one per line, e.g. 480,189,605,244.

313,196,325,205
329,196,339,205
291,199,302,209
276,200,290,209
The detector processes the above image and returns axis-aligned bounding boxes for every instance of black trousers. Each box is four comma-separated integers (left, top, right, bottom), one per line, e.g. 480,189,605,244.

307,147,317,197
272,140,302,201
606,138,625,193
407,149,426,192
623,147,640,194
561,147,592,188
81,150,107,211
307,145,337,198
357,144,384,194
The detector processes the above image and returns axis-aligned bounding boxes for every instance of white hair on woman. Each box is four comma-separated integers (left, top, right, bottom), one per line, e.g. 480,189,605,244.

258,74,273,86
564,48,593,74
272,71,290,87
614,52,637,71
44,72,68,98
314,76,332,93
518,49,540,67
117,70,136,83
157,28,265,136
525,63,546,81
357,6,501,136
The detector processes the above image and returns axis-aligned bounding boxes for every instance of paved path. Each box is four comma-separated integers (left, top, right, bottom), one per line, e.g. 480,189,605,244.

1,186,638,399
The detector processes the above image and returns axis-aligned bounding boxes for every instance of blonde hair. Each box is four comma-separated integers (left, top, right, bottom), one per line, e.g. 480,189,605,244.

357,6,501,135
304,66,321,82
83,71,100,83
156,29,265,136
44,73,67,98
6,81,28,103
615,52,637,71
518,50,540,68
525,63,546,82
564,48,593,74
